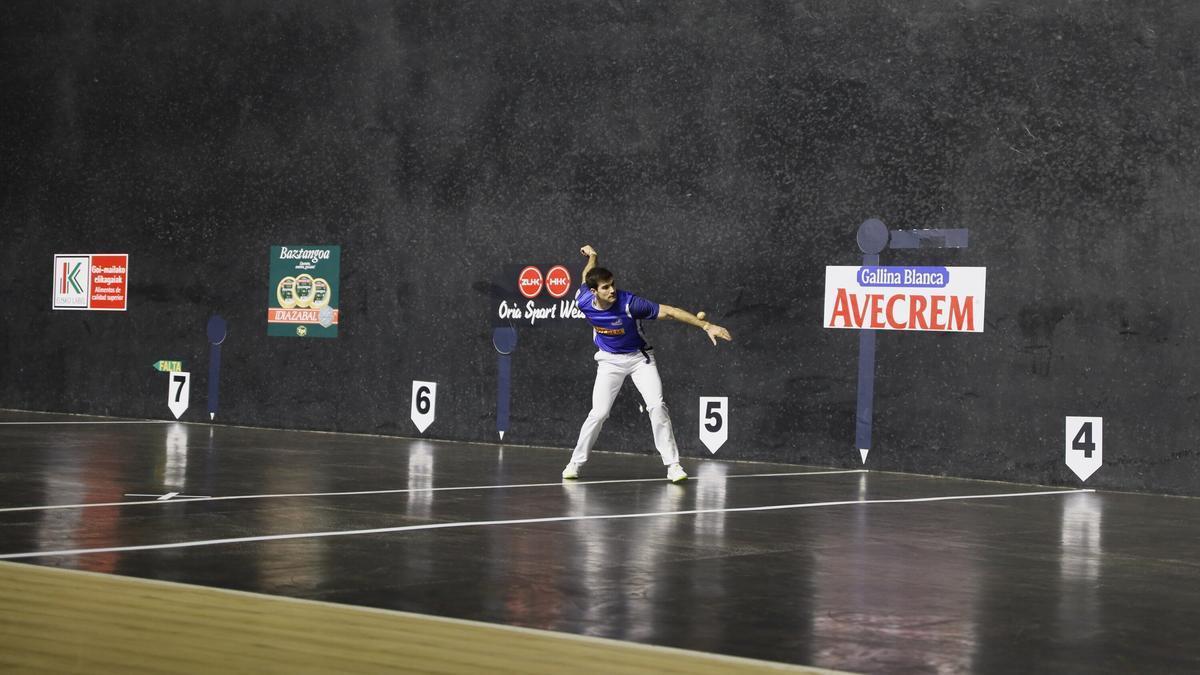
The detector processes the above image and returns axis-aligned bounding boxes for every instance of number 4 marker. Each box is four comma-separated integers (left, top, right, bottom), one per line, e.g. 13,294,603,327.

1065,416,1103,482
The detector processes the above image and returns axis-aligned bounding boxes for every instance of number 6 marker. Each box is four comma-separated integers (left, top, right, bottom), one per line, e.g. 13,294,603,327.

411,381,437,433
699,397,728,454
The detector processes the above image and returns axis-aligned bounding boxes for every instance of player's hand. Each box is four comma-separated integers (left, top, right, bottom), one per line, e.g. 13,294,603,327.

704,323,732,346
580,244,597,258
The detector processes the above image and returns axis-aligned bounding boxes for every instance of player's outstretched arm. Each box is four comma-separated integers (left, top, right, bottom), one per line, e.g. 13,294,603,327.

579,244,598,281
658,304,733,346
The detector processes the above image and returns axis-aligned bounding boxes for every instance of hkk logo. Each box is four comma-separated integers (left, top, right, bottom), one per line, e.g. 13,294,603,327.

545,265,571,298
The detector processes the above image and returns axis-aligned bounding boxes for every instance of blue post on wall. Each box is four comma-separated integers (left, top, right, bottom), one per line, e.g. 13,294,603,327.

206,315,227,421
492,326,517,440
854,219,968,464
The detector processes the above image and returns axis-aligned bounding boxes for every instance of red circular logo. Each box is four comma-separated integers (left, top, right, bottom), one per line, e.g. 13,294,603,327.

545,265,571,298
517,266,544,298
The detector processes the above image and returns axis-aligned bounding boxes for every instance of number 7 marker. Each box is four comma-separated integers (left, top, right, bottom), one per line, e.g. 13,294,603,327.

168,372,190,420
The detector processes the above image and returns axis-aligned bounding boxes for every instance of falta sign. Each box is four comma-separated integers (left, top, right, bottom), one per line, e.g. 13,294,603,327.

823,266,986,333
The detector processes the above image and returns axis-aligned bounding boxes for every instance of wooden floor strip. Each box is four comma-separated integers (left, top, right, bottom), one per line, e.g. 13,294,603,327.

0,561,847,674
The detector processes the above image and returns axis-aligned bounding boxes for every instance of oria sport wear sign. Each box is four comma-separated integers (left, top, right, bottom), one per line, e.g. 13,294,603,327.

823,266,987,333
492,263,586,327
268,245,340,338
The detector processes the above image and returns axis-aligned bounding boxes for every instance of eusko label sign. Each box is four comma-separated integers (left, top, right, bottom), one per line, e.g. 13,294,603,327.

52,254,129,311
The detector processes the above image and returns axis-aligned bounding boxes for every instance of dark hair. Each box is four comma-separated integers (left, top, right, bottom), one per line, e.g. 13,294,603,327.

585,267,614,290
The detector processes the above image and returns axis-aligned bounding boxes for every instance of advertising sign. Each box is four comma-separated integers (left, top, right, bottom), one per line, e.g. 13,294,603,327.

268,245,340,338
824,266,987,333
52,254,129,311
493,263,586,327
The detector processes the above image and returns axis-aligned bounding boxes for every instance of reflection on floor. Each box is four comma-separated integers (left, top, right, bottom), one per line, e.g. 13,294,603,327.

1,410,1198,674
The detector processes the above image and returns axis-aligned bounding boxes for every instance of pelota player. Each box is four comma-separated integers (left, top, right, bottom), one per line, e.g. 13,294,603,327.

562,244,733,483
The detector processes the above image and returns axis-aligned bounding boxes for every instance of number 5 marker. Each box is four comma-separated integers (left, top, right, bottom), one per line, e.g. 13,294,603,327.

699,397,728,454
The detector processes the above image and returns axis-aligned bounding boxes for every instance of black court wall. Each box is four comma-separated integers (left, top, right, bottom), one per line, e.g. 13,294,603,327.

3,2,1198,495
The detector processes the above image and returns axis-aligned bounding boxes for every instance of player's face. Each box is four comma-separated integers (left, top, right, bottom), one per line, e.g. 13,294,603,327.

595,278,617,305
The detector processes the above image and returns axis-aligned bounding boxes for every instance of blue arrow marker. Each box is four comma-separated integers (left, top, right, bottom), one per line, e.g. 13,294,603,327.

492,326,518,440
854,219,888,464
852,220,970,464
206,315,227,420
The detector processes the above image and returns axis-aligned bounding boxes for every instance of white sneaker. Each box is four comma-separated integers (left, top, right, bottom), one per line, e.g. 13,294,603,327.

562,462,580,480
667,463,688,483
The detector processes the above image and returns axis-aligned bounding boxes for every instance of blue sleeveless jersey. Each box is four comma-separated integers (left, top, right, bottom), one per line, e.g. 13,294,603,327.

575,286,659,353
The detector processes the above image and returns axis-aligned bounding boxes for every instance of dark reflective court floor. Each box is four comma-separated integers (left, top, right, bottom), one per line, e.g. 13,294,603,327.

2,410,1198,674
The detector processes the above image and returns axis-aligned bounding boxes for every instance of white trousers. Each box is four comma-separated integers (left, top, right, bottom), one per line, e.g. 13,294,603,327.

570,350,680,466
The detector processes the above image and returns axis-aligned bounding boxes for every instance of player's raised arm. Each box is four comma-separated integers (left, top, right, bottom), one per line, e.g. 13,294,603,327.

579,244,598,282
658,304,733,346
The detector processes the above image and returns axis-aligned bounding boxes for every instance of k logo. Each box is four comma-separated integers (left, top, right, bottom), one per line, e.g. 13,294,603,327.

52,255,92,309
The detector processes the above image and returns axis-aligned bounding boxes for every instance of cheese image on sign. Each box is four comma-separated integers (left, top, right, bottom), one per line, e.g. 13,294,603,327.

823,266,987,333
268,246,340,338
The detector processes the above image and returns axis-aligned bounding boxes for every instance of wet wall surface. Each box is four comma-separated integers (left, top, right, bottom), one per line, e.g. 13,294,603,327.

2,2,1199,493
2,415,1199,673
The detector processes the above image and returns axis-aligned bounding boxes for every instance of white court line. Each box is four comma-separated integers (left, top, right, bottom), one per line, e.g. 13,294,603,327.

0,488,1093,560
0,420,171,425
125,494,211,500
0,417,174,422
0,470,867,513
